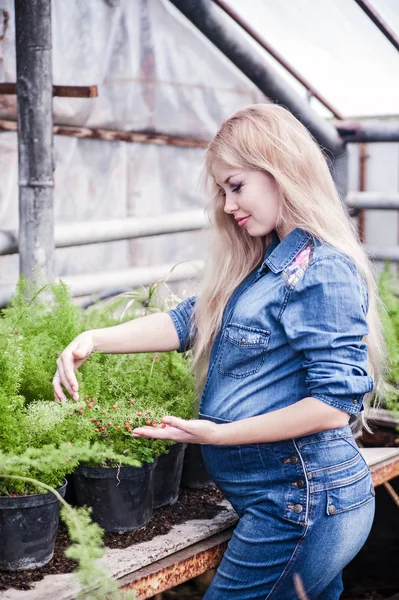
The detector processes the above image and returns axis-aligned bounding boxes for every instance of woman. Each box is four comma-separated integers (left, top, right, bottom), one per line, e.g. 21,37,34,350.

54,104,387,599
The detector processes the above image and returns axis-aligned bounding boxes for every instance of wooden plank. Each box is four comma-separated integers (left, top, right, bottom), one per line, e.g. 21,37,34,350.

0,83,98,97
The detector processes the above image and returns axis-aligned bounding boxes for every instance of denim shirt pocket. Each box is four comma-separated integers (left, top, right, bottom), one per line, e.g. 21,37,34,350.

218,323,271,378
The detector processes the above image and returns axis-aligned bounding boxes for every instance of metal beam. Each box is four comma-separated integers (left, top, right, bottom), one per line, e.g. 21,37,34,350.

346,192,399,210
335,119,399,143
0,210,209,255
212,0,344,120
167,0,344,157
15,0,54,282
0,260,204,307
353,0,399,53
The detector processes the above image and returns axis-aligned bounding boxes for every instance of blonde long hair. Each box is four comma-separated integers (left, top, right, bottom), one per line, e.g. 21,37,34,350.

190,103,388,433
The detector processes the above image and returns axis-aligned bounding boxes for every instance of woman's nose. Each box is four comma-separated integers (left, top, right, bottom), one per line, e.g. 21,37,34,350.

223,193,239,214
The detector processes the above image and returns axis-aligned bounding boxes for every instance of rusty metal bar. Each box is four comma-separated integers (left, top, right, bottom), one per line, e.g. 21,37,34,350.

370,455,399,487
383,481,399,508
117,528,233,600
353,0,399,53
212,0,344,120
0,82,98,97
357,143,367,243
0,118,207,148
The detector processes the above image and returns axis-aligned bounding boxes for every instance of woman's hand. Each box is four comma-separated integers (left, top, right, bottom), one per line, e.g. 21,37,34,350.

132,416,220,445
53,332,94,402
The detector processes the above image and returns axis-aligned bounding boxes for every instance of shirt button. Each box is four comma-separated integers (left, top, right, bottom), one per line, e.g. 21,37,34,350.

328,504,337,515
240,338,246,344
290,455,299,465
296,479,305,488
293,504,303,514
353,399,358,405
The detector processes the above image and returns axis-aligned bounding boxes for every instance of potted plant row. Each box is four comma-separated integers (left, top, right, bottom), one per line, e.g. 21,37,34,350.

0,277,197,595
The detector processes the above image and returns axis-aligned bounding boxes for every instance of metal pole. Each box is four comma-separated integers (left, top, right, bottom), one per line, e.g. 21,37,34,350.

335,119,399,143
0,210,209,255
14,0,54,282
353,0,399,53
167,0,344,157
212,0,344,120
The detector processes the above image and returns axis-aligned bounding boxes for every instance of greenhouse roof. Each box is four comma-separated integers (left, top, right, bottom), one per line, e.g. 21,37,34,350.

225,0,399,119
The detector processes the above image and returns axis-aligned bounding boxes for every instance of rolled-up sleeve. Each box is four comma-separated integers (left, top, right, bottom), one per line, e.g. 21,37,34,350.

280,257,374,416
167,295,197,353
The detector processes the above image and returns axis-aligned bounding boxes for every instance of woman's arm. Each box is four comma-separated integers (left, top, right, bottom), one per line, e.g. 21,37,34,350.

215,397,349,444
54,313,179,402
91,312,180,354
131,397,350,444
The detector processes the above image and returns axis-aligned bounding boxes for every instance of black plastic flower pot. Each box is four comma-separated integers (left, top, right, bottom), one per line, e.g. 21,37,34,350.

0,479,67,571
73,460,157,533
153,442,187,509
64,473,77,506
180,443,213,489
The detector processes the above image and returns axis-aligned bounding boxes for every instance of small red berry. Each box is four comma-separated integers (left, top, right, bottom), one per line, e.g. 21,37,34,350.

95,428,99,432
96,421,101,425
91,418,96,422
130,398,135,404
116,426,121,430
101,426,106,431
161,423,167,428
87,403,93,409
146,409,151,414
101,410,106,415
125,424,131,431
112,404,118,409
146,419,151,425
108,421,112,426
137,412,142,417
78,409,83,414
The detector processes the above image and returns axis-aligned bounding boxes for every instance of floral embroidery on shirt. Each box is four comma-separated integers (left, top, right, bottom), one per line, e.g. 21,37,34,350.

283,241,314,287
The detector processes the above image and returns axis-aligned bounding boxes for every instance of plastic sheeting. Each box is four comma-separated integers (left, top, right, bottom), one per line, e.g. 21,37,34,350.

0,0,263,289
0,0,264,133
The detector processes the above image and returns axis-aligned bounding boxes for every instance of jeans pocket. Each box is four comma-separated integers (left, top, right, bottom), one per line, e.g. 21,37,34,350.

325,471,375,515
217,323,271,378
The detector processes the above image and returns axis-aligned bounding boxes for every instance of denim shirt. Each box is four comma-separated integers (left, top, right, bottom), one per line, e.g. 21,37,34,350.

168,227,374,422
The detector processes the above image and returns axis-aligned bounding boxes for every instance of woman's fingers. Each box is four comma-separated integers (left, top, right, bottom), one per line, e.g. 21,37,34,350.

53,371,66,403
53,334,94,402
56,357,77,400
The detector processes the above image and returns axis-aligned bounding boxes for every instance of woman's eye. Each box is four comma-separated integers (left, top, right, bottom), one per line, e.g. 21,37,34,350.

231,183,242,193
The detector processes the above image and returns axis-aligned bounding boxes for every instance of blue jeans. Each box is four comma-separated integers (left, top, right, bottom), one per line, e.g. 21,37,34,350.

200,421,375,599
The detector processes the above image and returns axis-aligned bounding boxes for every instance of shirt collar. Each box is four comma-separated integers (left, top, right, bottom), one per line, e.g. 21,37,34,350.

259,227,313,274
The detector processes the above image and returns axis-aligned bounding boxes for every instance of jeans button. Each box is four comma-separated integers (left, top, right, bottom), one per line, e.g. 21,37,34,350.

296,479,305,488
293,503,303,514
290,455,299,465
328,504,337,515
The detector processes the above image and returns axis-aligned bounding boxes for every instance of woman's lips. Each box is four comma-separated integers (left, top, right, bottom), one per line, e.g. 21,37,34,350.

237,216,250,226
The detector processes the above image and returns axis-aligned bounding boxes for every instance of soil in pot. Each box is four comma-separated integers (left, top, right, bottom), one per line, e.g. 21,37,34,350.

73,460,157,533
181,444,213,489
153,442,187,509
0,480,67,571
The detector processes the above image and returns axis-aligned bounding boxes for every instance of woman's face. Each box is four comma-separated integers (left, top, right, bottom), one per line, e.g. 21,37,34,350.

213,164,293,240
